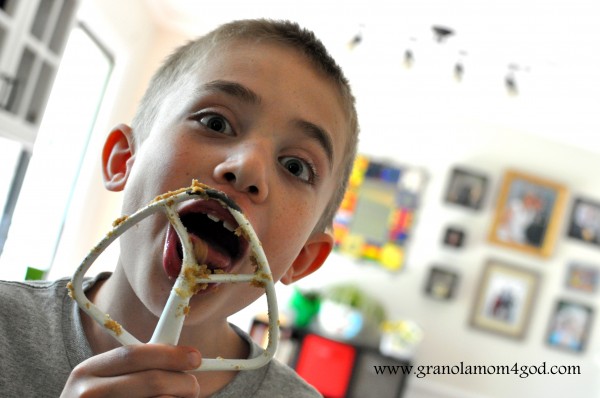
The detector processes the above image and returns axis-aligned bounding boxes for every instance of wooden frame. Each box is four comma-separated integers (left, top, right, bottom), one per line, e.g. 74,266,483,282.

442,226,466,248
567,197,600,247
425,266,459,300
444,167,488,210
565,262,599,294
470,259,540,339
488,170,567,258
546,299,594,353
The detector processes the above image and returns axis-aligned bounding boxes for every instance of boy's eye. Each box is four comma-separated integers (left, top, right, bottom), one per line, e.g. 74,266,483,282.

280,156,316,184
198,114,233,135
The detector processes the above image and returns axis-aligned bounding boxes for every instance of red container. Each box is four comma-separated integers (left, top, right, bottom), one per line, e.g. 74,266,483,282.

295,334,356,398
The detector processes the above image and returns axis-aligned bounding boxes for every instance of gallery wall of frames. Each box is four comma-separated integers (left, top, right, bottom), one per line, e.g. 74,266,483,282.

438,167,595,353
333,157,598,355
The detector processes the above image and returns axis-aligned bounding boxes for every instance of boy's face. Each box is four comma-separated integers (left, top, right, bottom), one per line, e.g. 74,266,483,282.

105,40,349,323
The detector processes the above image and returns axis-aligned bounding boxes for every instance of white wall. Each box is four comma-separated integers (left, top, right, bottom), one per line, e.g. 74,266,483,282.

44,2,600,398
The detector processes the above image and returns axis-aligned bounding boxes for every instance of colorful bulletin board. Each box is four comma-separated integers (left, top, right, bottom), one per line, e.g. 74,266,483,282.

333,155,427,271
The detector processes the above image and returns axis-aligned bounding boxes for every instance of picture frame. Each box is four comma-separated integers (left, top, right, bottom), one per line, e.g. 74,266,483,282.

565,262,599,294
470,259,540,339
546,299,594,353
333,155,427,272
444,167,488,210
425,266,459,300
567,197,600,247
442,226,466,249
488,170,568,258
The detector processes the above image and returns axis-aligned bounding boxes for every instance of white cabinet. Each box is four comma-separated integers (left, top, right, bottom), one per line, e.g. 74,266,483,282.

0,0,80,148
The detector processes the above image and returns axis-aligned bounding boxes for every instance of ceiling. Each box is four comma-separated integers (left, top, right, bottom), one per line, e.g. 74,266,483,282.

146,0,600,65
145,0,600,153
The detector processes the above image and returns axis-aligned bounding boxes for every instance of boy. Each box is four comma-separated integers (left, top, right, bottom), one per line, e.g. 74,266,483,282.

0,19,358,397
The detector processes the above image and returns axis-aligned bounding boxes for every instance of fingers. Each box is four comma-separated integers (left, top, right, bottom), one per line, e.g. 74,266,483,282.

61,345,201,398
87,344,202,376
74,370,200,398
68,370,200,398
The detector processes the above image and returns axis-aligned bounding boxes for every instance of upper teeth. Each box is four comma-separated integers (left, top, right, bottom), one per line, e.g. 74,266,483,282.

207,213,236,232
223,221,235,232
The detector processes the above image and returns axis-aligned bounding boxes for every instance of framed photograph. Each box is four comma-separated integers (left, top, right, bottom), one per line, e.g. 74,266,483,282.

470,259,540,339
425,266,459,300
565,262,599,294
442,226,466,248
546,299,594,353
444,167,488,210
567,197,600,246
488,170,568,258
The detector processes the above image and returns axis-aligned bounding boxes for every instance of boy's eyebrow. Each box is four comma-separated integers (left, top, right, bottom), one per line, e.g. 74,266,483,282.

202,80,261,104
294,120,334,171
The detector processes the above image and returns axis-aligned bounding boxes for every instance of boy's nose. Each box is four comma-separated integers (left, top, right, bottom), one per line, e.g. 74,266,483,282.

213,148,269,203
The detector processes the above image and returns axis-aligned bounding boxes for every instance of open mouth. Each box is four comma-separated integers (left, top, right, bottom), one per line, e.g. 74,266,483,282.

162,198,249,282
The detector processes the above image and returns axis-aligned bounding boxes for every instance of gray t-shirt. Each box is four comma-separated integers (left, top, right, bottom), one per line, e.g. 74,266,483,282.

0,275,321,397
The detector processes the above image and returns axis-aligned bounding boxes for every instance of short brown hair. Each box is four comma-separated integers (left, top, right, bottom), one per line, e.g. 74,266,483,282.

131,19,359,232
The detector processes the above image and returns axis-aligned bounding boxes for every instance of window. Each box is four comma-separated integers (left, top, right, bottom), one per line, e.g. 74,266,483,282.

0,24,113,280
0,137,27,256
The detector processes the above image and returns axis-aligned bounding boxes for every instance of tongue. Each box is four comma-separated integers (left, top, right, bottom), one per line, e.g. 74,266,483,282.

190,234,209,264
163,225,233,279
187,233,231,270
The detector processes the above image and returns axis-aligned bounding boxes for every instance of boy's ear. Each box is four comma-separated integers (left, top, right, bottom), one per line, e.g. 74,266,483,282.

102,124,136,192
281,231,334,285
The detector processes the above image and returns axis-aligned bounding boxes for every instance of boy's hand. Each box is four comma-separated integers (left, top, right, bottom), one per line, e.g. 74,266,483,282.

61,344,202,398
